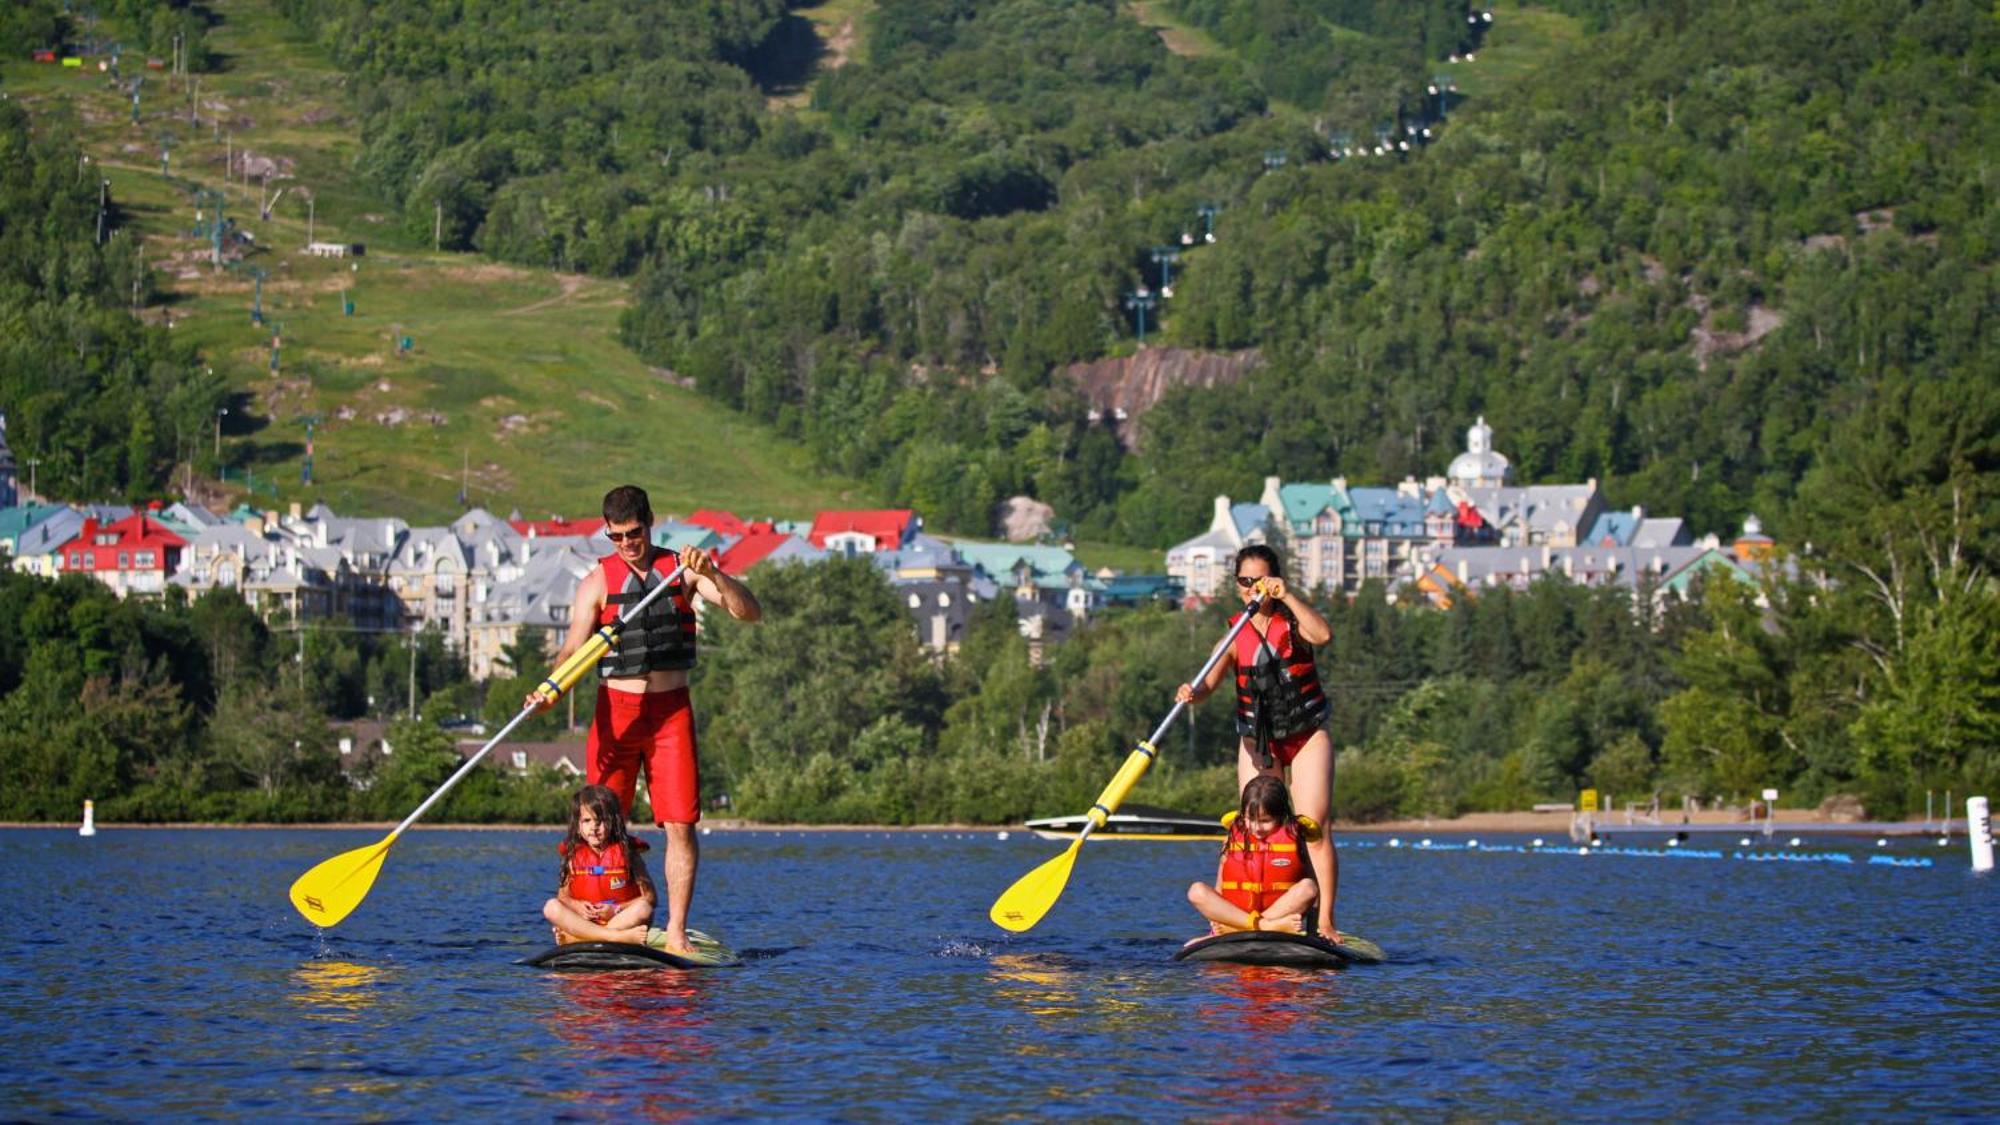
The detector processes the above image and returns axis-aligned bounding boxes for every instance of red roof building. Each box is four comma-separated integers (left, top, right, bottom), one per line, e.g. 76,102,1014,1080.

54,506,187,598
807,509,917,553
715,527,789,574
686,508,749,538
508,515,603,539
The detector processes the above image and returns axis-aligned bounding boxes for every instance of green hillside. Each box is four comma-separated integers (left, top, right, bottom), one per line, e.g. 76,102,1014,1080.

0,0,865,523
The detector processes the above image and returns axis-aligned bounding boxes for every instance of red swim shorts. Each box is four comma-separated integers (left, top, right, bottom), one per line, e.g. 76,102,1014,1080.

588,685,700,825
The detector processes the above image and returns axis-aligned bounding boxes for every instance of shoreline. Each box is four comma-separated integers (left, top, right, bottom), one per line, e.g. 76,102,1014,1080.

0,809,1946,834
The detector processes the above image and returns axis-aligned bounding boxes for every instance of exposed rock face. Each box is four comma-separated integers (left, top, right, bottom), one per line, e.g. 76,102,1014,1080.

999,495,1055,543
1817,794,1866,823
1060,346,1263,448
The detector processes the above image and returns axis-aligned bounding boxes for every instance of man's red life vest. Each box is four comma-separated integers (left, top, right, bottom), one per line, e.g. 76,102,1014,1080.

1219,822,1307,914
563,841,643,907
597,552,697,677
1231,611,1329,739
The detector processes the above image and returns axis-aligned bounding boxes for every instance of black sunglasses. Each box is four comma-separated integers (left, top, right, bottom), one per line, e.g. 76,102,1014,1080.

1234,575,1260,588
604,525,650,544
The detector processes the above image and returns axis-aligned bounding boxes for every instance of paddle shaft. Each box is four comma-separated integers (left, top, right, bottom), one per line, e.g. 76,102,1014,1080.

1075,594,1266,844
387,561,688,840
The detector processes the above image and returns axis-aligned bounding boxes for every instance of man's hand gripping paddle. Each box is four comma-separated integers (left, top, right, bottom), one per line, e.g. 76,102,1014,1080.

988,594,1267,932
288,563,688,927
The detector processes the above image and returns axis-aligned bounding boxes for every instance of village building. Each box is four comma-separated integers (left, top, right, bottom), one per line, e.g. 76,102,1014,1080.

51,506,187,598
1164,496,1275,598
0,413,16,507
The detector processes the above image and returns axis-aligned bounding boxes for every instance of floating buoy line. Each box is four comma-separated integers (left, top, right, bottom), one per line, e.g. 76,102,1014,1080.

1351,837,1937,869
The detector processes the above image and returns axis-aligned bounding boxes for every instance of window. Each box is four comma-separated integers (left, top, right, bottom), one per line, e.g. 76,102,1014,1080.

136,551,155,567
118,552,130,568
511,751,528,770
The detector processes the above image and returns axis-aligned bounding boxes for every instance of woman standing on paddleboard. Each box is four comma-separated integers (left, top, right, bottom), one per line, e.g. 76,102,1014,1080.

1174,544,1340,939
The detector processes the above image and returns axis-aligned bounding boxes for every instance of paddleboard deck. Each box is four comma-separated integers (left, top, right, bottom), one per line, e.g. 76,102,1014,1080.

521,929,741,971
1173,930,1386,968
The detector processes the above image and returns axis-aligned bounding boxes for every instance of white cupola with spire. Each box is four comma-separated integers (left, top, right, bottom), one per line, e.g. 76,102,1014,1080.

1448,416,1513,489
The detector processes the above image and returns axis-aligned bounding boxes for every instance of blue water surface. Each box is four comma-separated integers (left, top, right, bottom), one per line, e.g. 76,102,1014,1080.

1,827,1994,1119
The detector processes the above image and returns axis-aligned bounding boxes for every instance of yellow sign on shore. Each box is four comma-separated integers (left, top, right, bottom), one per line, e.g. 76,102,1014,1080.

1579,788,1598,812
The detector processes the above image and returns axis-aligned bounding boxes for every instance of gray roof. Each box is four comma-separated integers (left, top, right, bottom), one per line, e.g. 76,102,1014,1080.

12,509,85,557
474,541,595,626
1460,484,1600,538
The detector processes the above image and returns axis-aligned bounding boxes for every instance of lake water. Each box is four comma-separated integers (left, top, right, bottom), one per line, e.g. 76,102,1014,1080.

2,827,1995,1119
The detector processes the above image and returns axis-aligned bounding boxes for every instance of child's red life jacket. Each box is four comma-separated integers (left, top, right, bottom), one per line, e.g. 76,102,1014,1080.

563,841,643,907
1219,822,1307,913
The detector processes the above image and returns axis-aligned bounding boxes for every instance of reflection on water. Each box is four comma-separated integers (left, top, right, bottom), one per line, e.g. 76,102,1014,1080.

290,960,385,1018
2,828,1996,1118
543,972,716,1120
987,952,1085,1021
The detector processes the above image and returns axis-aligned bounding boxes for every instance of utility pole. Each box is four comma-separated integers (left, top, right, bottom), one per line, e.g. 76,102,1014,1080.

407,630,417,718
434,200,442,251
306,195,315,246
25,458,40,499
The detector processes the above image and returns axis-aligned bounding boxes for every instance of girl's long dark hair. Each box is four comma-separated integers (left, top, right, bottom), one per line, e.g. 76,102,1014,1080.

558,784,656,899
1223,775,1297,855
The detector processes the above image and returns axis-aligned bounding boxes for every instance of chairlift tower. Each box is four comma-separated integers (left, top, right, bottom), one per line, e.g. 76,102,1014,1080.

1124,287,1157,345
1149,246,1181,298
299,413,322,485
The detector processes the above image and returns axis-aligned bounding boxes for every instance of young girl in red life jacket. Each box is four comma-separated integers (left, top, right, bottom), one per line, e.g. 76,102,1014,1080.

1186,775,1320,937
542,784,658,945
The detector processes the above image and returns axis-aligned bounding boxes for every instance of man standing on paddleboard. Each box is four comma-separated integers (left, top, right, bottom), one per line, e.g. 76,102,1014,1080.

528,484,762,955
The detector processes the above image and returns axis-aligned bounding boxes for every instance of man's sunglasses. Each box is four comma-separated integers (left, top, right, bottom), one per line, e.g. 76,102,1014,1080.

604,526,650,544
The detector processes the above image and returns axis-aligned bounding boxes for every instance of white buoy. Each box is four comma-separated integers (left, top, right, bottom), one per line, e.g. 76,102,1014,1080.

78,799,96,838
1788,837,1802,847
997,830,1010,841
1420,837,1432,847
1876,838,1889,847
1577,846,1589,856
1937,837,1950,847
1531,837,1544,847
1467,838,1480,849
1739,837,1751,846
1968,797,1993,873
700,826,711,836
1388,837,1401,847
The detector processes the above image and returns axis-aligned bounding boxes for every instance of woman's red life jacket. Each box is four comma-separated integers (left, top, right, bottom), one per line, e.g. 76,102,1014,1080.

1218,822,1307,914
563,841,643,907
1231,612,1329,739
597,552,697,677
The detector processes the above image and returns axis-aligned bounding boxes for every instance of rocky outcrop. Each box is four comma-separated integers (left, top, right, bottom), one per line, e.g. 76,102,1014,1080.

1060,346,1263,447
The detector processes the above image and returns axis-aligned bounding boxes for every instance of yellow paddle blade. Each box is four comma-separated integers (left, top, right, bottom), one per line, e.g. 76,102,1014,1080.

289,835,395,928
989,837,1084,932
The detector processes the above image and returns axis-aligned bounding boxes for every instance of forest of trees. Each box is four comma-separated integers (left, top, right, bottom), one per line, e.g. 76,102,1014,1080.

0,1,229,503
0,0,1992,822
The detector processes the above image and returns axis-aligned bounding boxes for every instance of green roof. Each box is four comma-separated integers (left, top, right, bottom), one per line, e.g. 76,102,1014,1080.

1276,482,1351,532
0,504,66,544
954,541,1078,580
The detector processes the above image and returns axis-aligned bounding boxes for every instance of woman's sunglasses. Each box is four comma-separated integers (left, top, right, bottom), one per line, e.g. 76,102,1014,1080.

1234,575,1260,588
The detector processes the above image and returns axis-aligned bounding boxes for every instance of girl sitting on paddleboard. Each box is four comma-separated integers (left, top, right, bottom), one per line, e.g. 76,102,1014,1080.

1174,544,1341,937
544,784,658,945
1187,775,1319,935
